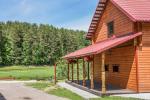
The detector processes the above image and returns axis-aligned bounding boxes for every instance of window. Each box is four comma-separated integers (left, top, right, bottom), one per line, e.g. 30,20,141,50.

107,21,114,35
105,64,109,72
113,65,119,72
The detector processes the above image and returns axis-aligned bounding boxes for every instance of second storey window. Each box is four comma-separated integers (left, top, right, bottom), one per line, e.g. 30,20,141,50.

107,21,114,35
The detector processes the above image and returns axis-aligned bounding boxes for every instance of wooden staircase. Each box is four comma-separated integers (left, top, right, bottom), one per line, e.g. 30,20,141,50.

86,0,107,39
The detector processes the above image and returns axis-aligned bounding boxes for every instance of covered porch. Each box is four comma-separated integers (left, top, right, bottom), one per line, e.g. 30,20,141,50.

66,80,135,96
63,32,142,95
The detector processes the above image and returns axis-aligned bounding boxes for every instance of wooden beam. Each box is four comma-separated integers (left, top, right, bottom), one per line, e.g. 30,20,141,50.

101,52,106,94
72,63,74,82
54,64,57,84
77,59,79,84
88,62,90,80
134,38,139,93
90,55,94,89
68,63,70,81
83,58,86,86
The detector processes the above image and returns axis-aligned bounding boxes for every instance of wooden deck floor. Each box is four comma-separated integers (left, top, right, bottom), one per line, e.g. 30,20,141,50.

66,80,136,96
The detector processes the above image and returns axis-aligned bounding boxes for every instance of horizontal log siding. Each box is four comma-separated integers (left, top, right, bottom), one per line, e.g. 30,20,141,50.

138,23,150,92
93,1,133,43
94,45,137,91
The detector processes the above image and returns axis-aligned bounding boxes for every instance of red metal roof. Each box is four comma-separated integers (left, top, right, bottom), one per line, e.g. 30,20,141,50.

86,0,150,39
64,32,142,59
111,0,150,22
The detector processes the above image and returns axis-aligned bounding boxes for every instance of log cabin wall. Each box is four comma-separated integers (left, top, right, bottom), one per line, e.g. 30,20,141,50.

138,23,150,92
92,1,134,43
94,44,137,91
92,1,138,91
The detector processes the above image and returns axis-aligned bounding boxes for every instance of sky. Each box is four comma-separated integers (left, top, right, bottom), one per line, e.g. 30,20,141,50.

0,0,99,31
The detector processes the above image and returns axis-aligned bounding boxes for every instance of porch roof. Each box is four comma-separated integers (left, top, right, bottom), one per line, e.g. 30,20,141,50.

63,32,142,59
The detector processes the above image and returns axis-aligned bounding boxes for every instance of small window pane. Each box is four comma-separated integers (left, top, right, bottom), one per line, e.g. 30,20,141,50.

107,21,114,35
105,64,109,72
113,65,119,72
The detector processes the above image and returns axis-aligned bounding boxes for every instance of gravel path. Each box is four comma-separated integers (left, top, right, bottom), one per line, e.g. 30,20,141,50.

0,81,67,100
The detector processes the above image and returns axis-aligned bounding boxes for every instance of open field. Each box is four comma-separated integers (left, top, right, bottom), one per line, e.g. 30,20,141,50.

0,66,142,100
27,82,141,100
0,66,54,80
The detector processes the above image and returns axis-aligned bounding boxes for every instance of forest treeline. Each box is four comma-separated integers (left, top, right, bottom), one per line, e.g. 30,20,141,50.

0,21,89,66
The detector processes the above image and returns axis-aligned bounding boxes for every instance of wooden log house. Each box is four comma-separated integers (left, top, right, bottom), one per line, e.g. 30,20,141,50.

63,0,150,95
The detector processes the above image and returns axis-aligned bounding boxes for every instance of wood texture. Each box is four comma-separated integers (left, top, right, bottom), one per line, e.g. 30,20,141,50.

94,45,137,91
134,38,139,93
68,63,70,81
83,59,86,86
101,52,106,94
54,64,57,84
93,1,133,43
137,23,150,92
90,55,95,89
87,62,90,80
72,63,74,82
77,59,79,84
91,0,137,92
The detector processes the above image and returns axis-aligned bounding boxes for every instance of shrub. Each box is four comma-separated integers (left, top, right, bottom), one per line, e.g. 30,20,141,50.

56,59,67,80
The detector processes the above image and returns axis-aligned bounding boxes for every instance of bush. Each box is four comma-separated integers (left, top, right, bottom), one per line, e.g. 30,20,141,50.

56,59,67,80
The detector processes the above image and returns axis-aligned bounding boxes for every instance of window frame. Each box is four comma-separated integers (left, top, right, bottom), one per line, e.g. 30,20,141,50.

112,64,119,73
107,21,114,36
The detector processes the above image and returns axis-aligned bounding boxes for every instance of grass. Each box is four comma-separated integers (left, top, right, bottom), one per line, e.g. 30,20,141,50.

48,87,83,100
0,66,142,100
27,82,141,100
27,82,83,100
27,81,51,89
0,66,54,80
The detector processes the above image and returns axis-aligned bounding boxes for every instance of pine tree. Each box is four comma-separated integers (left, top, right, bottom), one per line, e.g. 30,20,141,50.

0,21,89,66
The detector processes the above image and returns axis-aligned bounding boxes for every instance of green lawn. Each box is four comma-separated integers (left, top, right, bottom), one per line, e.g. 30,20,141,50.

27,82,83,100
27,82,140,100
0,66,141,100
0,66,54,80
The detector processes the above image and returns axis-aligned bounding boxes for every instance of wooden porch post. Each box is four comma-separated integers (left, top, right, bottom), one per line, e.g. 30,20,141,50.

87,62,90,80
72,63,74,82
101,52,106,94
83,58,86,86
54,64,57,84
77,59,79,84
68,63,70,81
90,55,94,89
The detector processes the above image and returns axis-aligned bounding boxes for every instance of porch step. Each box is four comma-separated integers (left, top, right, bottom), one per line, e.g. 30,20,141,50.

57,82,99,99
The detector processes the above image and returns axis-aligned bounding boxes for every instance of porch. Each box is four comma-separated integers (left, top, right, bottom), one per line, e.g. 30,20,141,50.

66,80,135,96
63,32,142,95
